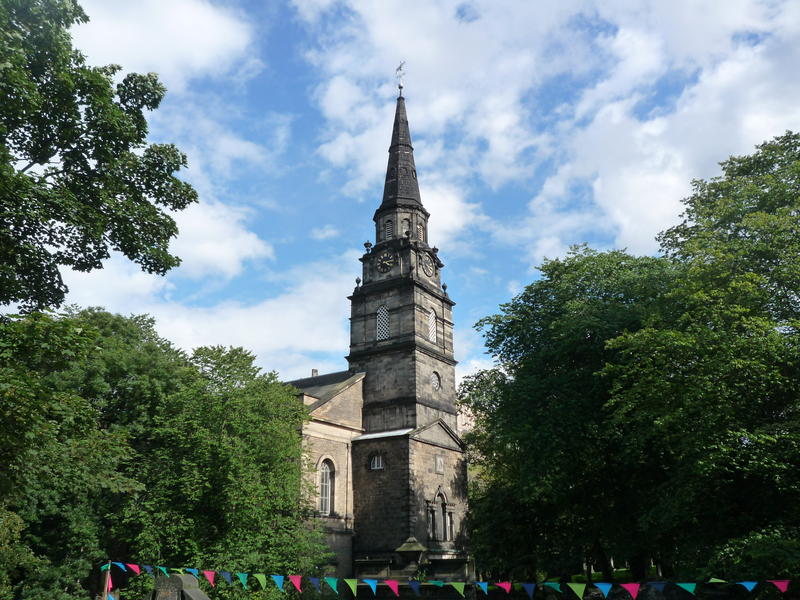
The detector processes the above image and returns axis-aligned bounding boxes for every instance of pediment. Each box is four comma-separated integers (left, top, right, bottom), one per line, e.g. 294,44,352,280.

410,419,464,451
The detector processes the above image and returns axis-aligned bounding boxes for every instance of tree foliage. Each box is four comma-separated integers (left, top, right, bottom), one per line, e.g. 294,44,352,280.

0,0,197,310
461,132,800,580
0,309,327,600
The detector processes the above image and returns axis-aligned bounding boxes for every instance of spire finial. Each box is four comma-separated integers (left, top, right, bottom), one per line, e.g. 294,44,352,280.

395,61,405,97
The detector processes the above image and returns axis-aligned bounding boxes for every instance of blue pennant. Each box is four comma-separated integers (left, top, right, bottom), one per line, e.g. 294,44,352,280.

271,575,284,591
649,583,667,593
363,579,378,595
737,582,758,592
112,562,127,572
142,566,154,577
596,583,612,598
309,577,321,592
476,582,489,595
220,571,233,585
185,569,199,578
523,583,536,599
408,581,421,596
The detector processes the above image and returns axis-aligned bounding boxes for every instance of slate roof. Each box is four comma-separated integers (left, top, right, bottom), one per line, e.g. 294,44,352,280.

286,370,364,403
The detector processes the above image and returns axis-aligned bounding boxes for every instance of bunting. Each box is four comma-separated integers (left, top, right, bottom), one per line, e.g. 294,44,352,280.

94,561,799,599
385,580,400,597
621,583,640,599
595,583,612,598
567,583,586,598
450,582,466,597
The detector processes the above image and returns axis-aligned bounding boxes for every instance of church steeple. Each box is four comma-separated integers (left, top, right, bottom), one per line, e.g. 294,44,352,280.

379,90,423,211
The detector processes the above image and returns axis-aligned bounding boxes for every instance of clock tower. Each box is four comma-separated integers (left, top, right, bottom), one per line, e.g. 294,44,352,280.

347,88,469,579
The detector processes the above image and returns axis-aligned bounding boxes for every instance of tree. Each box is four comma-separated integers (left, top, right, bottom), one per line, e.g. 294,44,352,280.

461,132,800,579
461,248,674,579
0,0,197,310
0,309,328,600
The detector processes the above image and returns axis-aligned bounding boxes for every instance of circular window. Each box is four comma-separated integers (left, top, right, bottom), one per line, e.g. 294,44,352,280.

431,371,441,390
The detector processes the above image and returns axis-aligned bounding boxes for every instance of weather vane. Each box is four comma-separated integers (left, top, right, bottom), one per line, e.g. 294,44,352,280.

395,61,406,96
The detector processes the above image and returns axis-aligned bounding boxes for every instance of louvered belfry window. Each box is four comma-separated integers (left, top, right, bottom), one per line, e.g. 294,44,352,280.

377,306,390,341
428,309,437,343
384,220,393,240
417,223,425,242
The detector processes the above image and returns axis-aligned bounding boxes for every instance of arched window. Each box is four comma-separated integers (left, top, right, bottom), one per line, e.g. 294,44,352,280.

318,460,334,516
428,309,437,343
402,218,411,237
376,306,390,341
384,220,393,240
417,223,424,242
369,454,384,470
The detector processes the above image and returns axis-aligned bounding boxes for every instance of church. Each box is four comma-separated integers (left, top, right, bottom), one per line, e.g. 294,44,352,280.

287,89,470,580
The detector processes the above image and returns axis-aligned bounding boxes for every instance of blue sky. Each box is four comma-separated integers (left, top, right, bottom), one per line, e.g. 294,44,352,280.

64,0,800,381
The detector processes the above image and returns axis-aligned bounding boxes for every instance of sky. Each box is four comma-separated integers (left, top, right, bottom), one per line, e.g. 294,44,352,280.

64,0,800,381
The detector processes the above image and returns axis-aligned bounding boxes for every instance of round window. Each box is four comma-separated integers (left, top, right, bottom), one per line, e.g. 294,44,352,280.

431,371,441,390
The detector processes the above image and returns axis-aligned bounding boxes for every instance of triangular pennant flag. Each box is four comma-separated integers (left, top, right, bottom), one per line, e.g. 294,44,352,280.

363,579,378,595
203,571,216,587
272,575,285,591
172,569,185,575
386,580,400,597
621,583,640,600
408,581,421,596
544,582,562,593
523,583,536,599
677,583,696,595
185,569,199,578
309,578,321,592
324,577,339,594
737,582,757,592
289,575,303,593
768,581,790,593
708,579,726,584
475,582,489,595
107,574,113,591
497,582,512,594
157,566,169,577
649,583,666,593
428,580,445,587
236,573,248,589
450,583,466,597
568,583,586,598
108,594,115,600
143,566,154,577
112,562,127,572
254,574,267,590
344,579,358,596
100,564,110,572
595,584,612,598
126,564,141,576
220,571,233,585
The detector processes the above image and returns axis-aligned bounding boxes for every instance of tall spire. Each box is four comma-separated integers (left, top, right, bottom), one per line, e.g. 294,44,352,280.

379,91,422,210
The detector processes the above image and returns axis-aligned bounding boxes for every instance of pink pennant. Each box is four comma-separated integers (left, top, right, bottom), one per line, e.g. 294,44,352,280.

107,574,113,592
289,575,303,592
621,584,640,599
126,564,141,576
497,582,512,594
768,581,790,593
385,580,399,597
203,571,216,587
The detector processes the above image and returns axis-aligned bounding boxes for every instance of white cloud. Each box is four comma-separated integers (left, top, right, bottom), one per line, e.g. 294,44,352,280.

311,225,341,240
73,0,257,92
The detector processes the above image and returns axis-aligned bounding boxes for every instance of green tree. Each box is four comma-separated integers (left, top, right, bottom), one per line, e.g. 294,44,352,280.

0,0,197,310
0,309,327,600
461,248,674,579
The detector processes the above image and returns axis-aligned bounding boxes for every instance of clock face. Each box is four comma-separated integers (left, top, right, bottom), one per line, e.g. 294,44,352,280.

420,253,434,276
376,250,396,273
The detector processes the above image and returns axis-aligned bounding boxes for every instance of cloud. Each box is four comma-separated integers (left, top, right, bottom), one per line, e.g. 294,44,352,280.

311,225,341,240
73,0,257,92
62,252,360,380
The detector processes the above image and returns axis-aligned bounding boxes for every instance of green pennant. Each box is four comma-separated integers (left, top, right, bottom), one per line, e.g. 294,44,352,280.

568,583,586,598
171,568,185,575
709,579,726,584
428,580,445,587
157,567,169,577
254,574,267,590
324,577,339,594
450,583,466,597
544,582,562,593
344,579,358,596
100,564,110,572
677,583,696,595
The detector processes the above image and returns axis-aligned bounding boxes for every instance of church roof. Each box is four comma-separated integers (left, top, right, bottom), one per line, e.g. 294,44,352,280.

286,370,364,403
378,90,423,212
